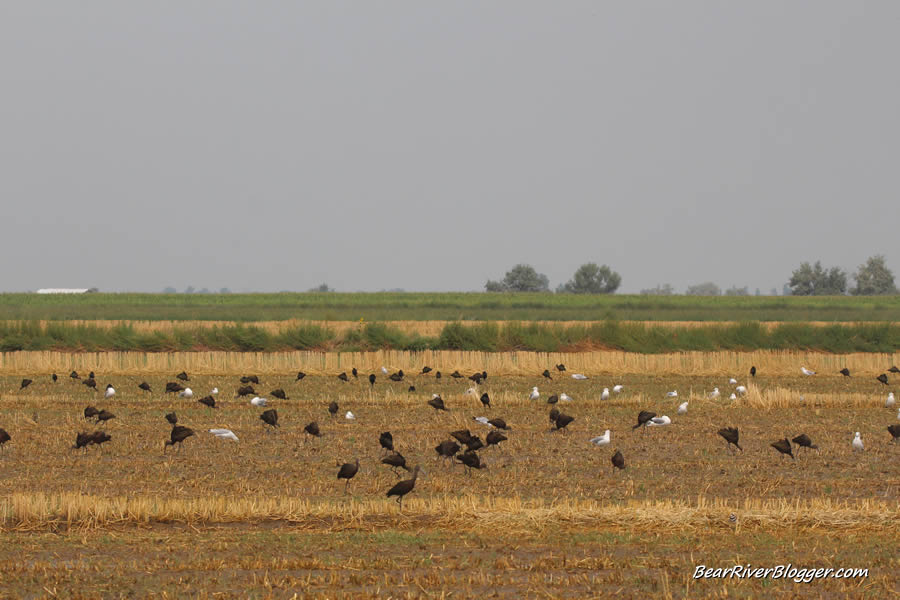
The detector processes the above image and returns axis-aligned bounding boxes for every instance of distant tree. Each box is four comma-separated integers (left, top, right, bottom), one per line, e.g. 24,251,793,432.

640,283,675,295
558,263,621,294
724,286,749,296
686,282,721,296
851,255,897,295
485,264,550,292
163,287,177,294
310,283,334,292
219,287,231,294
788,261,847,295
184,286,196,294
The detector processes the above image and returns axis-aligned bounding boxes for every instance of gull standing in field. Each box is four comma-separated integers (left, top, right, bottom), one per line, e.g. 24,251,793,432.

612,385,624,394
250,396,267,407
381,366,389,375
801,367,816,376
465,387,477,397
104,384,116,399
601,388,610,401
735,385,747,396
729,393,737,400
345,411,356,420
886,392,895,408
708,387,720,399
473,416,491,426
728,378,738,385
179,388,193,399
529,387,540,401
852,432,864,451
677,401,688,414
589,430,611,446
559,393,572,403
211,387,219,395
209,428,239,442
571,373,588,380
647,415,671,427
666,390,678,398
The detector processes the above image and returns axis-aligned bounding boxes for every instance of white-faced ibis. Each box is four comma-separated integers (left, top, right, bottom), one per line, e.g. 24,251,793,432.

382,452,410,475
84,406,99,420
337,458,359,493
590,430,610,446
389,370,404,382
435,440,459,462
611,450,625,470
138,382,152,393
235,386,255,397
888,424,900,442
750,366,757,377
485,430,507,448
176,371,190,381
270,389,288,400
352,367,358,378
70,370,80,380
379,431,394,452
96,410,115,423
260,409,278,429
554,413,575,432
51,373,58,382
90,431,111,450
428,396,448,412
104,384,116,399
408,385,416,393
542,369,552,380
165,425,194,451
0,428,10,449
549,407,560,424
386,465,421,510
877,374,889,385
450,430,475,446
469,371,486,384
304,421,321,437
209,429,239,442
771,438,794,459
457,451,485,473
547,394,558,405
852,432,864,451
240,375,259,385
369,373,376,386
297,371,307,380
718,427,742,452
328,401,339,417
73,431,93,452
338,372,349,382
20,379,32,390
792,434,817,454
480,393,491,409
633,411,656,431
165,412,177,425
165,382,184,394
839,368,851,377
198,396,216,408
488,418,509,430
421,366,432,374
450,371,463,379
83,378,97,391
435,371,442,379
556,364,566,372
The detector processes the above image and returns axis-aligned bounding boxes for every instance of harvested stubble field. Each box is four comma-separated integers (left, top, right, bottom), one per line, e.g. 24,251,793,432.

0,362,898,597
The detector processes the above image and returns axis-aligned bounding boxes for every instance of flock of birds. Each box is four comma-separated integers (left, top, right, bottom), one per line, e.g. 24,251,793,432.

3,362,900,509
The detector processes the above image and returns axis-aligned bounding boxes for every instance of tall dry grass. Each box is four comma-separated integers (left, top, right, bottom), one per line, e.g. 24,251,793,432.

1,349,897,376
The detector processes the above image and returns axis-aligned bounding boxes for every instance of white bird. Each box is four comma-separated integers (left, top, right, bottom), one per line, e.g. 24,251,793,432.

801,367,816,376
735,385,747,396
473,416,491,426
250,396,267,407
677,401,688,414
104,384,115,399
571,373,588,380
209,428,239,442
729,393,737,400
612,385,624,393
345,411,355,420
666,390,678,398
708,387,720,399
647,415,671,427
559,393,572,403
529,387,540,401
381,366,388,375
886,392,895,408
601,388,609,401
852,431,864,451
178,388,193,399
728,378,738,385
465,387,477,397
211,387,219,395
589,430,611,446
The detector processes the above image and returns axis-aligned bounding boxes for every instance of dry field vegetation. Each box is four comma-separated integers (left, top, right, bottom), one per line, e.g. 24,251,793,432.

0,353,898,597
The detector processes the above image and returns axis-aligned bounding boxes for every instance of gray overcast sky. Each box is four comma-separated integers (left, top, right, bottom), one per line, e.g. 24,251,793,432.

2,2,899,293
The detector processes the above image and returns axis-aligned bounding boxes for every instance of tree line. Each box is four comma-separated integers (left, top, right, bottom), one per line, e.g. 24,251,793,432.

484,255,897,296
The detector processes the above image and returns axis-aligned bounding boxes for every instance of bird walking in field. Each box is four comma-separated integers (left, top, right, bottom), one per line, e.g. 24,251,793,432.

750,366,757,377
165,426,194,451
260,409,279,430
801,366,816,376
708,388,720,399
337,372,349,382
20,379,32,390
73,432,94,452
209,428,239,442
104,384,116,399
632,411,656,431
435,440,460,462
337,458,359,493
297,371,307,380
771,438,794,460
647,415,671,427
547,394,558,405
611,450,625,471
138,382,152,393
677,401,688,415
198,396,216,409
888,424,900,442
613,385,623,394
718,427,742,453
96,410,115,424
480,393,491,409
427,396,448,412
839,368,851,377
165,412,177,425
485,430,507,448
601,388,609,401
178,388,193,399
83,406,99,421
589,430,611,446
304,421,321,438
554,413,575,432
852,432,864,451
877,374,889,385
386,465,421,511
176,371,189,382
369,374,376,387
542,369,552,380
735,385,747,396
328,401,339,417
165,382,184,394
792,434,817,455
381,452,410,475
0,428,10,449
270,389,288,400
556,364,566,372
456,451,486,474
886,392,895,408
379,431,394,453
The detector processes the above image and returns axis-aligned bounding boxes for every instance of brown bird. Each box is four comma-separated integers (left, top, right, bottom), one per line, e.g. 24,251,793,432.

487,418,510,430
876,374,889,385
839,368,850,377
369,373,376,386
771,438,794,459
138,382,152,393
83,378,97,391
435,371,442,379
464,436,484,452
888,424,900,442
456,451,485,473
633,411,656,430
90,431,111,449
792,433,818,454
165,412,177,425
889,366,900,374
0,428,10,449
235,385,255,397
176,371,190,381
611,449,625,471
421,366,432,374
480,393,491,409
469,371,486,384
554,413,575,432
337,372,349,382
83,406,100,420
20,378,32,390
450,370,463,379
556,364,566,372
485,430,507,448
260,409,278,429
304,421,321,437
352,367,358,378
427,396,448,412
750,366,757,377
337,458,359,493
165,382,184,394
165,425,194,451
547,394,559,405
386,465,421,510
296,371,307,380
240,375,259,385
70,370,80,380
51,373,58,382
542,369,552,380
381,452,410,475
549,407,560,424
96,410,115,423
435,440,460,462
198,396,216,408
450,430,475,446
379,431,394,452
389,370,404,382
408,385,416,393
270,389,288,400
328,401,339,417
73,432,94,452
718,427,742,452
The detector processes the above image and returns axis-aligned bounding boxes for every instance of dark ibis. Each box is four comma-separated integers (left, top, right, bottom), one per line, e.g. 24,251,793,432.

554,413,575,432
877,374,889,385
240,375,259,384
488,418,510,430
421,366,432,374
549,407,560,424
486,430,507,448
90,431,111,449
750,366,757,377
839,368,850,377
337,372,349,382
379,431,394,452
456,451,485,473
304,421,321,437
20,379,32,390
389,370,404,382
296,371,306,380
51,373,58,382
450,371,463,379
718,427,743,452
408,385,416,393
165,412,177,425
138,382,152,393
83,406,99,420
771,438,794,459
328,401,338,417
0,428,9,449
556,364,566,372
428,396,448,412
382,452,410,475
480,393,491,409
260,409,279,429
270,389,288,400
632,411,656,431
165,425,195,451
386,465,421,510
176,371,189,381
96,410,115,423
165,382,184,394
435,440,460,462
611,450,625,471
351,367,358,378
542,369,552,380
888,424,900,442
792,433,817,454
368,373,376,386
337,458,359,493
198,396,216,408
547,394,558,405
73,432,93,452
70,371,80,380
889,366,900,374
435,371,442,379
235,385,255,397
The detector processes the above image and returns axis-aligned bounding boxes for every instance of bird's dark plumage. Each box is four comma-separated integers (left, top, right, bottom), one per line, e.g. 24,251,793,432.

792,433,817,450
450,430,475,446
138,382,152,393
83,378,97,390
368,373,376,386
20,379,32,390
337,458,359,491
51,373,58,382
839,368,850,377
198,396,216,408
165,425,194,449
260,409,278,428
457,451,485,472
270,389,288,400
304,421,321,437
165,382,184,394
888,424,900,441
381,452,410,473
480,393,491,408
73,431,93,450
0,428,10,448
488,418,510,430
70,371,80,380
542,369,552,380
165,412,177,425
750,366,757,377
771,438,794,459
338,372,349,382
421,366,432,374
240,375,259,385
408,385,416,393
485,430,507,447
328,401,338,417
389,371,404,382
296,371,306,380
633,411,656,430
90,431,111,448
427,396,448,411
176,371,189,381
386,465,421,509
554,413,575,431
96,410,115,423
611,450,625,470
556,364,566,372
876,373,889,385
435,440,460,460
84,406,99,420
351,368,358,378
235,385,255,397
549,407,560,424
547,394,558,405
889,366,900,374
379,431,394,452
718,427,743,452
